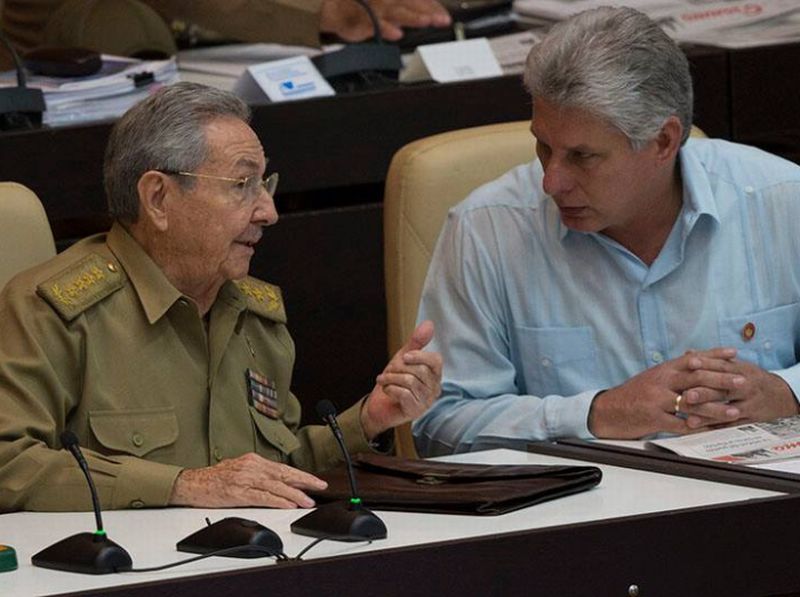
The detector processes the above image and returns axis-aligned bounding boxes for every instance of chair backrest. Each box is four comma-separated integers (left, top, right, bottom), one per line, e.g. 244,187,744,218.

0,182,57,291
383,120,537,456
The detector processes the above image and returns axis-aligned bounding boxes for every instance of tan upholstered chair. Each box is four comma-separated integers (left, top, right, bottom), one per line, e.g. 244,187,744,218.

383,121,706,457
384,121,537,457
0,182,56,290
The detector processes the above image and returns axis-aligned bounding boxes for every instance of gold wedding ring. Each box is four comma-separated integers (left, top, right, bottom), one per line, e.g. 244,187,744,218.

674,393,683,415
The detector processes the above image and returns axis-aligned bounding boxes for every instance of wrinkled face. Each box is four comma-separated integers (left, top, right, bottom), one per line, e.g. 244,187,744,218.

165,116,278,288
532,98,664,238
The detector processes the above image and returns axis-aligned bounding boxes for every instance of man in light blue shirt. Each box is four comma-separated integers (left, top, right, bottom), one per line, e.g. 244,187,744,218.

414,6,800,455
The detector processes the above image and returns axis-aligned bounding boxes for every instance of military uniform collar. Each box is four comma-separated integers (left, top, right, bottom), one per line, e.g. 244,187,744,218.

106,222,183,324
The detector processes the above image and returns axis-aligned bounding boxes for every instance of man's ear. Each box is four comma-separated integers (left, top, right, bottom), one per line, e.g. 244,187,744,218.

653,116,683,164
137,171,172,232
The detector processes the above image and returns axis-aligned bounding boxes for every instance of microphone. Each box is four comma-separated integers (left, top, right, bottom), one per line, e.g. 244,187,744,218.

290,400,387,541
0,31,45,131
311,0,402,93
31,431,133,574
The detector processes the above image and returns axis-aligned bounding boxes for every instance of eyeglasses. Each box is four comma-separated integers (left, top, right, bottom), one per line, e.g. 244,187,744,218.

159,169,279,202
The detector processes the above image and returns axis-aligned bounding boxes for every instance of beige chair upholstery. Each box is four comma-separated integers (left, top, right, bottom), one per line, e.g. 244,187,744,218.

0,182,56,291
383,121,706,457
384,121,537,457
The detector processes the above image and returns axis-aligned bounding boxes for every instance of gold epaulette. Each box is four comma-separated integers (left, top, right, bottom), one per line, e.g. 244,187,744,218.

37,254,124,321
235,277,287,323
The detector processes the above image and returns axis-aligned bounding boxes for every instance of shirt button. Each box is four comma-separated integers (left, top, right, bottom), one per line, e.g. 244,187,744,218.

763,340,772,350
652,351,664,363
541,357,552,368
178,298,189,307
744,185,754,194
213,447,222,461
130,500,145,509
131,432,144,447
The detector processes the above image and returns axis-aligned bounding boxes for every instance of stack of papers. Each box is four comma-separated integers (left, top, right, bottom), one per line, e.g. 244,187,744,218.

0,55,179,126
512,0,800,49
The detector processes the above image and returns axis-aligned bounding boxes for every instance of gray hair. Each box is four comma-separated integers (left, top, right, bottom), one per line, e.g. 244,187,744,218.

103,82,251,222
523,6,693,150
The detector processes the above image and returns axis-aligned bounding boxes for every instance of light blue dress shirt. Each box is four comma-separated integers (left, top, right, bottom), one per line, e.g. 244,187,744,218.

414,138,800,456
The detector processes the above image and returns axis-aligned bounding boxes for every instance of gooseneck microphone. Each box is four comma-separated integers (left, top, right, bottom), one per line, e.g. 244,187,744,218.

0,31,45,130
61,430,105,534
311,0,402,92
316,400,361,500
291,400,387,541
31,431,133,574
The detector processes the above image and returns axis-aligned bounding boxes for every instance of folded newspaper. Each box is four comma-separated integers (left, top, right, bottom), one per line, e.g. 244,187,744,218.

648,415,800,464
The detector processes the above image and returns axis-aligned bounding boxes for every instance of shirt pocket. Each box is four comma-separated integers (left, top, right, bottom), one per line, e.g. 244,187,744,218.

513,325,599,396
719,302,800,370
88,407,178,458
249,406,301,461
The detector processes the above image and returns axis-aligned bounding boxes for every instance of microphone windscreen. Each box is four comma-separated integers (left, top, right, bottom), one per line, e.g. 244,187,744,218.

60,430,80,450
316,400,337,420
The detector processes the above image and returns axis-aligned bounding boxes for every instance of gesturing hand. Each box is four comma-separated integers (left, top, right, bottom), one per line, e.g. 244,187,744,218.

361,320,443,438
169,453,327,509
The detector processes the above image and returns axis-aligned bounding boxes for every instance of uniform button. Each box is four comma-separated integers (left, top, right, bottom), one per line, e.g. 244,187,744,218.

742,322,756,341
213,447,222,461
131,432,144,447
130,500,145,509
178,298,189,307
652,351,664,363
541,358,552,368
106,262,117,273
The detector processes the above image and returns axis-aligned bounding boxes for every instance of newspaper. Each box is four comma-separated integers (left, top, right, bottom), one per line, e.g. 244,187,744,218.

511,0,800,48
648,415,800,464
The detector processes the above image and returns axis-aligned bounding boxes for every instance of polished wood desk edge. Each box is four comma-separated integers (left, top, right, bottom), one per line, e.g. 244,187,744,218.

527,439,800,493
51,492,800,597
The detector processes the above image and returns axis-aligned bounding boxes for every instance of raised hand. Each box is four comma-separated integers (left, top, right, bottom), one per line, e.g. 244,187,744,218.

361,320,443,438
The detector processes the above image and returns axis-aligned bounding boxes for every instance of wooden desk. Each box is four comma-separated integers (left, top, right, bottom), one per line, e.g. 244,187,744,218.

3,448,797,597
1,43,797,421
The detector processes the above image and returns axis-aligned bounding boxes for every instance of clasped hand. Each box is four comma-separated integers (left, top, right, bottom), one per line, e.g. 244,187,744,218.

589,347,799,439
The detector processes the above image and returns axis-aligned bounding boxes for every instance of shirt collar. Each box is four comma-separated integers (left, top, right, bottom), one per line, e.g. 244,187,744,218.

106,222,183,324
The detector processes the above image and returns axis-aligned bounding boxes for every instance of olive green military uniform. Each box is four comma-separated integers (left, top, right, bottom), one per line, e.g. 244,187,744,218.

0,223,372,512
1,0,323,66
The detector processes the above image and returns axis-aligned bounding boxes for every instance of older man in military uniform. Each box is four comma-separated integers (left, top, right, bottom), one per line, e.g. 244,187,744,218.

0,82,442,512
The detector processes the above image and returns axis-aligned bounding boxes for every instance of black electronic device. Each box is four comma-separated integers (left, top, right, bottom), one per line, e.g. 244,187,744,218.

290,400,387,542
31,431,132,574
312,0,401,92
23,47,102,77
176,517,283,558
0,31,45,131
397,0,516,50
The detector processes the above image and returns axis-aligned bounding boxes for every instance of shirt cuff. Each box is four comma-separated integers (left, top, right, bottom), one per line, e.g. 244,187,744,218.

110,457,183,509
771,365,800,406
336,397,374,455
546,389,598,439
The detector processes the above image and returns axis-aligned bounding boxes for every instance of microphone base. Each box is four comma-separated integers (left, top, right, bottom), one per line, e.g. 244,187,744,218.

291,501,387,542
32,532,132,574
312,44,401,93
0,87,45,131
